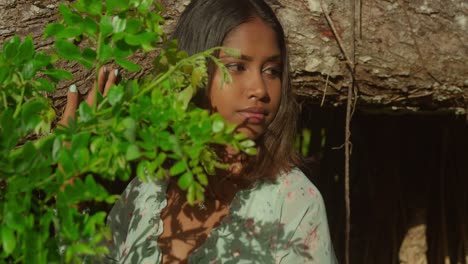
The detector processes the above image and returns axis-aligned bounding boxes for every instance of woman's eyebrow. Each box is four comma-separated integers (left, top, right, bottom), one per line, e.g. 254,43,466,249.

219,54,281,62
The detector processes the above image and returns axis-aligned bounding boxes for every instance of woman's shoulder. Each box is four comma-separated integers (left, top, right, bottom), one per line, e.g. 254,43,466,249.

275,167,324,203
242,167,325,215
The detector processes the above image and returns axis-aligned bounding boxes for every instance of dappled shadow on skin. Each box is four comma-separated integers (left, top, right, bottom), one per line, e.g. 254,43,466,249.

156,184,216,264
91,176,315,263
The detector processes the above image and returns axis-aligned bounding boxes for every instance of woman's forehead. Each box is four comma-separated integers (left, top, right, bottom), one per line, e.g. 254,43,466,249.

221,18,280,57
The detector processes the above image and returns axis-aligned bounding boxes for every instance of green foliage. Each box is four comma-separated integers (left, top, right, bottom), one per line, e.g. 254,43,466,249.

0,0,254,262
295,128,312,157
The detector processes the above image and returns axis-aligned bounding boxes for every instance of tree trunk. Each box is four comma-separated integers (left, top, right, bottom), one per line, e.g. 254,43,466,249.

1,0,466,114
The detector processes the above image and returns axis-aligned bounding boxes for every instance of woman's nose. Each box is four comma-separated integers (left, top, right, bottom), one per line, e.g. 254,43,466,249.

246,71,269,102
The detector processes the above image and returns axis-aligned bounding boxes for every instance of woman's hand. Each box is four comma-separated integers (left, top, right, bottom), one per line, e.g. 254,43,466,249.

58,67,119,127
57,68,119,191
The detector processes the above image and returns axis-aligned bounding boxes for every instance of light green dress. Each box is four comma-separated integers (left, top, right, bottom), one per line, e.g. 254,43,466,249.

102,168,337,263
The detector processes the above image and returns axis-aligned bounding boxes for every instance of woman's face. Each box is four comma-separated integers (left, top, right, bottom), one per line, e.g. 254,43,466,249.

210,17,282,140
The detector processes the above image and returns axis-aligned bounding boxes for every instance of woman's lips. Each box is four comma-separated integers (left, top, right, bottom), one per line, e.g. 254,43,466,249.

238,108,267,124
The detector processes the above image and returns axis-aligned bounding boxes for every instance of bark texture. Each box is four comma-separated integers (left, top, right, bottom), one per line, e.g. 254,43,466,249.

1,0,466,114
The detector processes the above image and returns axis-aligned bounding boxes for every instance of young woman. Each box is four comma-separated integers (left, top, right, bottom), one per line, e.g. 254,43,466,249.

61,0,337,263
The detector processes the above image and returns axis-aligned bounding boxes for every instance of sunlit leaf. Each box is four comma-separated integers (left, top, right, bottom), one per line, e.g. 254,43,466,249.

169,160,186,176
112,16,126,33
115,57,141,71
176,85,193,110
177,172,193,190
212,118,225,133
78,102,93,123
107,84,124,105
125,144,140,161
2,226,16,255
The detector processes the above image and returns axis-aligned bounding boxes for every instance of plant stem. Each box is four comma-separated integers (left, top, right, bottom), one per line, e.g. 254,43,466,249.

13,74,26,118
135,48,222,98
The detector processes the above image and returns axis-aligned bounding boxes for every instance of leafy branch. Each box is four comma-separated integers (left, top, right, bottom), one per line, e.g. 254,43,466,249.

0,0,253,262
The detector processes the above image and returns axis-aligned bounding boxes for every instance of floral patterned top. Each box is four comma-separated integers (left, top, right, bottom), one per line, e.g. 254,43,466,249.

102,168,337,263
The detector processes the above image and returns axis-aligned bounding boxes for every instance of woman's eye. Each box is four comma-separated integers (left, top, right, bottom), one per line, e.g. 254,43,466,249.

263,66,282,78
225,63,246,72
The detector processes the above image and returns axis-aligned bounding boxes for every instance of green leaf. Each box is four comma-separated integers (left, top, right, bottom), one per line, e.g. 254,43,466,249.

212,118,225,133
176,85,193,110
86,0,103,16
137,160,151,180
43,68,73,81
82,48,96,61
240,139,255,148
98,42,112,62
112,16,126,33
125,144,140,161
71,132,91,150
74,148,90,169
107,84,124,105
2,226,16,255
58,4,82,25
21,61,35,79
80,48,96,68
82,17,98,36
52,137,62,161
234,133,247,141
169,160,186,176
4,36,19,59
58,150,76,176
17,36,34,62
195,182,204,202
153,153,167,168
124,32,157,46
78,102,93,123
55,27,83,39
125,19,143,34
244,147,257,155
0,66,10,84
113,40,134,58
223,47,241,58
187,184,195,205
121,117,136,142
196,173,208,186
22,100,45,131
99,16,113,36
44,23,65,38
115,57,141,71
106,0,130,12
137,0,153,14
33,52,52,70
1,109,16,147
191,67,203,88
72,0,103,16
177,172,193,190
55,39,81,60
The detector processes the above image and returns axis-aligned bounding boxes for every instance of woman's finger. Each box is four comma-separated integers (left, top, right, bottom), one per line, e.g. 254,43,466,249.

103,69,119,97
58,84,79,127
85,67,108,107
